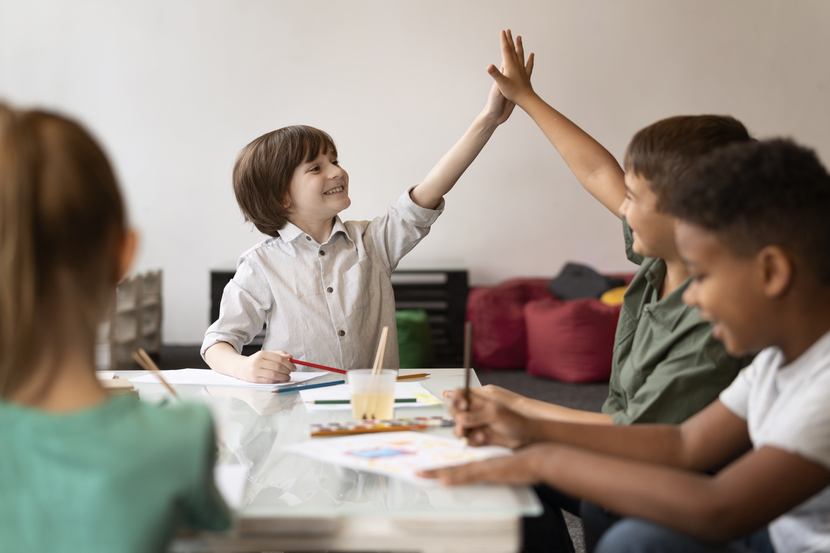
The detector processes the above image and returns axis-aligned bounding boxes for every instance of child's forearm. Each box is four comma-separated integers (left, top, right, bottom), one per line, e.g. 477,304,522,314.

526,416,688,466
524,401,750,472
409,113,499,210
537,443,830,543
517,92,627,216
513,396,613,425
537,445,733,541
204,342,243,378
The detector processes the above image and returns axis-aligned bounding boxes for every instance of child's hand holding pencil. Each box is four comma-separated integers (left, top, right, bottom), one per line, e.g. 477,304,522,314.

445,388,532,450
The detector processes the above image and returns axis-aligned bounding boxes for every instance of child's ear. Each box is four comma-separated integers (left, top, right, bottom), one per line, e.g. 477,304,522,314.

759,245,793,298
115,229,138,283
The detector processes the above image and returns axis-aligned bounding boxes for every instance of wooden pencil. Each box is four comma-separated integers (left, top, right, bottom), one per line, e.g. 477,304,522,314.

396,373,430,380
132,349,179,399
462,321,473,442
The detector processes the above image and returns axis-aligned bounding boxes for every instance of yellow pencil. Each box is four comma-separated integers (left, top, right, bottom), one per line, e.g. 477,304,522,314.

397,373,430,380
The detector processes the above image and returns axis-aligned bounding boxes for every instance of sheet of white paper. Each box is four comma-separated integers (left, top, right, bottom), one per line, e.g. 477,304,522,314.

213,464,248,509
300,381,442,410
282,431,510,486
129,368,324,389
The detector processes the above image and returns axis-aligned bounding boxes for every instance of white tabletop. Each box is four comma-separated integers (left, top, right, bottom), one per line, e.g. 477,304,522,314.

113,368,540,552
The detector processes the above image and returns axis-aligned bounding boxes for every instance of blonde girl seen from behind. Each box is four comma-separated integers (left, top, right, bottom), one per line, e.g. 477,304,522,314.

0,103,231,553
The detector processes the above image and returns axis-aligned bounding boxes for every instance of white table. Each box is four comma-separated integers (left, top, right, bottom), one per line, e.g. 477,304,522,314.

115,368,540,553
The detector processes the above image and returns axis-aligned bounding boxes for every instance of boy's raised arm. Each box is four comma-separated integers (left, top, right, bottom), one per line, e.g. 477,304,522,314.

409,56,532,210
489,30,626,217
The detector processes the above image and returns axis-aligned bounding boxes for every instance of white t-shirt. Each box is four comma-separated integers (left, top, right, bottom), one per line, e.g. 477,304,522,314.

720,330,830,552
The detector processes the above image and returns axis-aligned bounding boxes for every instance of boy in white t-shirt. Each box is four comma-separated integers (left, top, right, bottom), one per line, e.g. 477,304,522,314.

421,139,830,553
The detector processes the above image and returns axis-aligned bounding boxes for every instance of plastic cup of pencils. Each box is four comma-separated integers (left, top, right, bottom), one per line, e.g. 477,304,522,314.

347,369,397,420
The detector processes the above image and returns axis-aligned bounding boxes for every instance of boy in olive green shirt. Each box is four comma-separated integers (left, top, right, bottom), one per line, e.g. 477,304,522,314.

603,220,746,425
468,31,751,552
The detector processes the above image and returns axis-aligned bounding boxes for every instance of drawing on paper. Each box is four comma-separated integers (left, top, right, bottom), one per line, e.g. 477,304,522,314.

282,431,511,486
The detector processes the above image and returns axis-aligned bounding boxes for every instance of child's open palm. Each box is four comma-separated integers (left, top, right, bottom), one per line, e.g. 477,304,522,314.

481,30,535,126
487,29,535,105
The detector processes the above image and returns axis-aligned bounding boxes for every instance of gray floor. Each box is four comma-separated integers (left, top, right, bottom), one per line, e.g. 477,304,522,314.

156,346,608,552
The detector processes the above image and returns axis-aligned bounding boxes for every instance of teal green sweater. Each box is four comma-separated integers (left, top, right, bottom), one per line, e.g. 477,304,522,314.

0,394,232,553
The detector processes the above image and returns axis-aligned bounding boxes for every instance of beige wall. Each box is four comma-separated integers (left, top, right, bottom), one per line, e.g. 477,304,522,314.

2,0,829,343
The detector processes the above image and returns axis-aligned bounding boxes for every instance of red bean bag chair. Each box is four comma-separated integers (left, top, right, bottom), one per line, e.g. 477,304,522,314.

524,296,622,383
466,279,552,370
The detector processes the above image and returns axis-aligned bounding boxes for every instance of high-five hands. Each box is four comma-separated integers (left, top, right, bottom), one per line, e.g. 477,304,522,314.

480,29,535,127
487,29,536,105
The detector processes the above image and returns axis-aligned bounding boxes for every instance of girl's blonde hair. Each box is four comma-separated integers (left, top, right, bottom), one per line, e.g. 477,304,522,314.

0,104,126,397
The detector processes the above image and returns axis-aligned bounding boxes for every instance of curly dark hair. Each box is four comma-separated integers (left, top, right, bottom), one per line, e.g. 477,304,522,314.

624,115,752,210
669,138,830,284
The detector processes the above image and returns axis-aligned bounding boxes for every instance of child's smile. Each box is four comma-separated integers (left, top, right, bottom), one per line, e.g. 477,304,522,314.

676,221,770,356
324,185,346,196
286,149,351,236
619,172,677,259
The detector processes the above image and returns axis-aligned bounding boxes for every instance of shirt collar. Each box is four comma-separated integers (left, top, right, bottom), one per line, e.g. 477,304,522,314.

277,216,353,245
640,257,695,331
329,216,352,245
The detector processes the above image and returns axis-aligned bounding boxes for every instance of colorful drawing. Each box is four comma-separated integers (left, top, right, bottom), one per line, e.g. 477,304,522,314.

348,447,415,459
282,431,511,486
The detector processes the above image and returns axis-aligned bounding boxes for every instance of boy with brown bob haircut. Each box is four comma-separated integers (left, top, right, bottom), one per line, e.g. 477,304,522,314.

202,58,532,383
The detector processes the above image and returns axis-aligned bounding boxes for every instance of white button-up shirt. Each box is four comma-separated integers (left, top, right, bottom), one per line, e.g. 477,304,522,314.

202,188,444,371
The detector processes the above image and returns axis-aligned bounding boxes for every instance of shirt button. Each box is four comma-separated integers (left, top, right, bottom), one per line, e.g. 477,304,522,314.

319,250,326,256
338,330,345,337
327,287,333,293
306,236,311,241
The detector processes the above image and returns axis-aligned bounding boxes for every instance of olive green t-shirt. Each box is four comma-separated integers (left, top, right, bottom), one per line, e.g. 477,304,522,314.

0,394,232,553
601,218,748,425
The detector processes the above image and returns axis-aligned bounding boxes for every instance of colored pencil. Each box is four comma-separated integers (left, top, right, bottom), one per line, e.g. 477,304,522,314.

272,379,345,394
462,321,473,442
291,359,347,374
396,372,430,380
306,398,418,405
463,321,473,406
132,349,179,399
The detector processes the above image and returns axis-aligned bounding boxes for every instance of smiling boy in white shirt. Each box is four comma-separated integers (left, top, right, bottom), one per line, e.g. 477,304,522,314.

202,56,532,383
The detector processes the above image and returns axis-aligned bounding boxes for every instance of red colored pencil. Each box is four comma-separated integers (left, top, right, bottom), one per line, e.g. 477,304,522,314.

291,359,347,374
